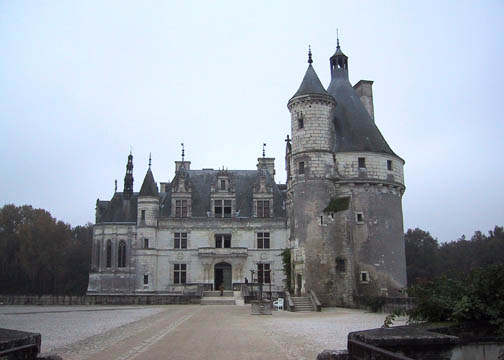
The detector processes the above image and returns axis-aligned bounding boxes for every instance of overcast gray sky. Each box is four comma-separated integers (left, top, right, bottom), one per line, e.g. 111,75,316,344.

1,1,503,243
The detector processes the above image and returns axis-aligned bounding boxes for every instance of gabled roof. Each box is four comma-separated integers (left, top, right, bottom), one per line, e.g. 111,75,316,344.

139,168,159,197
291,64,329,99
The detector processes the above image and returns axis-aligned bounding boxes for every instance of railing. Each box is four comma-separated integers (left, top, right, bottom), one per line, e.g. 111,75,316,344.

348,339,414,360
198,247,248,257
309,289,322,312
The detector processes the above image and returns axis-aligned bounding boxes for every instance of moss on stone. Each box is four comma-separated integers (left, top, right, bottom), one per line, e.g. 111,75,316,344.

324,197,350,213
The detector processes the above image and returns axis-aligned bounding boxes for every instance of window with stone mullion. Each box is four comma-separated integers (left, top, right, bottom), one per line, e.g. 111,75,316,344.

257,232,270,249
257,200,270,218
175,200,188,217
174,264,187,284
214,199,232,218
174,233,187,249
257,263,271,283
215,234,231,248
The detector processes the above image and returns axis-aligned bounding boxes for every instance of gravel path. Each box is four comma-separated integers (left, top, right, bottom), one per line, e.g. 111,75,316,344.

0,305,406,359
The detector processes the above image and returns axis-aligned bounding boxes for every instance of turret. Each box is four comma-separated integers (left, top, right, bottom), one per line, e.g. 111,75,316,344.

137,154,159,228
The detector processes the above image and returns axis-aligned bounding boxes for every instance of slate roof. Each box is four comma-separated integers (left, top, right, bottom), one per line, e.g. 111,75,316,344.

327,57,400,159
139,168,159,197
291,64,329,99
161,169,286,218
96,192,138,223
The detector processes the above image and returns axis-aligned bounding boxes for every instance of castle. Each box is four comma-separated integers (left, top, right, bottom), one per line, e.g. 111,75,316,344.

87,41,407,306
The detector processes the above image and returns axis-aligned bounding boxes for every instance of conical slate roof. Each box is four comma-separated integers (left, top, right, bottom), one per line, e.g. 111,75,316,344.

139,168,159,196
327,70,399,158
291,64,329,99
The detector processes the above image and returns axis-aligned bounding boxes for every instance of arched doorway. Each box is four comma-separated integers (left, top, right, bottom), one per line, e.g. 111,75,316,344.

214,262,232,290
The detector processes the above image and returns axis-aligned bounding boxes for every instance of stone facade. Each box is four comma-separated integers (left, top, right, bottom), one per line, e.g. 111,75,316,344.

87,161,289,295
87,41,407,307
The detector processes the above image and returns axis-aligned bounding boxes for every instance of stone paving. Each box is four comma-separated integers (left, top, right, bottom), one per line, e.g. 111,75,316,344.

0,305,406,359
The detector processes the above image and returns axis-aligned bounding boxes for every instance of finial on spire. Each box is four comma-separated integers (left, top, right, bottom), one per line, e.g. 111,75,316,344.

336,28,340,48
148,153,152,168
262,143,266,158
308,45,313,64
130,146,132,155
114,179,117,192
181,143,185,162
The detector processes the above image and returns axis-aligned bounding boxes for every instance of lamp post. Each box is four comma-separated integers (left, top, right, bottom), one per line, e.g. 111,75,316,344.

249,268,255,297
269,269,273,299
258,261,263,301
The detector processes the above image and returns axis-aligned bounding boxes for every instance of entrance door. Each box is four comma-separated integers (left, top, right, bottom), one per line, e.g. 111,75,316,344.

296,274,302,296
214,262,232,290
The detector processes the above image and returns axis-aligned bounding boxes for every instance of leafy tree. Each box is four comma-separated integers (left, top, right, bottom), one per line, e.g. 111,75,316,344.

404,228,440,285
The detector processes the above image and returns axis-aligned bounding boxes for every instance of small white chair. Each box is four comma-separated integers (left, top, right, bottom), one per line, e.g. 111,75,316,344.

273,298,284,311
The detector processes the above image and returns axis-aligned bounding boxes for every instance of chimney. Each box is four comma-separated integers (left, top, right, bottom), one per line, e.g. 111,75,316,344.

257,157,275,180
353,80,375,122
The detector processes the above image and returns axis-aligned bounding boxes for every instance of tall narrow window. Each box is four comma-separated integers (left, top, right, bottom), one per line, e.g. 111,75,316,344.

214,200,232,218
298,161,305,175
257,232,270,249
257,263,271,284
387,160,393,171
141,210,146,221
256,200,270,218
215,234,231,248
106,239,112,268
298,115,304,129
358,157,366,169
220,179,226,191
144,238,149,249
144,274,149,285
96,241,101,268
174,264,187,284
175,200,188,217
174,233,187,249
118,240,126,268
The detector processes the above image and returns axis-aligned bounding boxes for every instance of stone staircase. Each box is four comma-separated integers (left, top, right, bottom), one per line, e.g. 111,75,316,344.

200,290,236,305
292,296,315,312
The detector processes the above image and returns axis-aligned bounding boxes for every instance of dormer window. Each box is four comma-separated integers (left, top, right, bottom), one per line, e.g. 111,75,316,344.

257,200,270,218
215,200,232,218
175,200,188,217
220,179,226,191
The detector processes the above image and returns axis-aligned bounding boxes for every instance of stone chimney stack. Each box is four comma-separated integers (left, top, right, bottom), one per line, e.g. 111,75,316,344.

353,80,375,122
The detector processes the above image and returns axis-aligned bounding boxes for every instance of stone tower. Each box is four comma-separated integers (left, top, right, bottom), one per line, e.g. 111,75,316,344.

287,43,407,306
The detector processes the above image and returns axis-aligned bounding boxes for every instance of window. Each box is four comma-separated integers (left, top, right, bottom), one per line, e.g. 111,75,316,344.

106,240,112,268
175,200,188,217
214,200,232,218
257,263,271,284
355,212,364,223
174,264,187,284
96,241,100,268
174,232,187,249
220,179,226,191
387,160,393,171
143,238,149,249
336,258,346,272
360,271,369,283
298,161,305,175
141,210,146,221
215,234,231,248
257,232,270,249
144,274,149,285
256,200,270,218
358,157,366,169
118,240,126,268
298,115,304,129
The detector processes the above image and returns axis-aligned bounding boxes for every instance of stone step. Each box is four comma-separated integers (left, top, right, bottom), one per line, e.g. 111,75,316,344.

201,297,236,305
202,291,234,297
292,296,315,311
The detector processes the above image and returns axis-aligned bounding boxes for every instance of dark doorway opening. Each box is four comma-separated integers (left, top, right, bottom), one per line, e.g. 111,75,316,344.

296,274,302,296
214,262,232,290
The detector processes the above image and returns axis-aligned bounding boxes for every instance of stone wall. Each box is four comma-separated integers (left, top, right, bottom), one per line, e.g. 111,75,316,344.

335,152,404,185
0,294,201,305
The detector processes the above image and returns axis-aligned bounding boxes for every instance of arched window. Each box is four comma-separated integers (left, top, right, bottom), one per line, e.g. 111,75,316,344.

118,240,126,268
106,239,112,268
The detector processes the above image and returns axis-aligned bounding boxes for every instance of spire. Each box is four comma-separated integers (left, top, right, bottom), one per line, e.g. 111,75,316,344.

123,152,134,200
139,166,159,197
290,46,329,99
